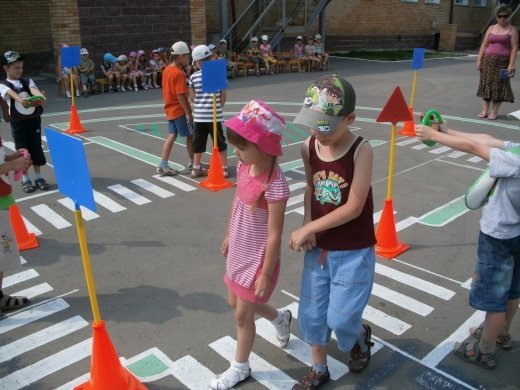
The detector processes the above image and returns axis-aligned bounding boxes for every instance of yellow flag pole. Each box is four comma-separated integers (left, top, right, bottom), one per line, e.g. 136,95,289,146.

386,124,397,199
74,206,101,324
70,72,75,107
213,94,217,148
409,70,418,107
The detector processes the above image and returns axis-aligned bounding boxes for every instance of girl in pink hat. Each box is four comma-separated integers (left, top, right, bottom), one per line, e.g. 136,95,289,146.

127,51,143,91
210,100,291,389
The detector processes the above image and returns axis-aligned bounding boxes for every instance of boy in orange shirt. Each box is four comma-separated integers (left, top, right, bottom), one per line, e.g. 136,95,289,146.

157,41,194,176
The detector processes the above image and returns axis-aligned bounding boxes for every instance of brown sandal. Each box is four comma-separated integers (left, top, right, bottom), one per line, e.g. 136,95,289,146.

348,324,373,373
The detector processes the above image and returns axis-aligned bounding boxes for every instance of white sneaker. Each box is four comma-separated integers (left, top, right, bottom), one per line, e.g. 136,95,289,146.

191,166,208,178
154,83,160,88
143,84,149,90
76,90,80,97
210,364,251,390
121,86,126,92
134,86,139,92
117,86,122,92
65,90,72,98
275,309,292,348
156,166,178,176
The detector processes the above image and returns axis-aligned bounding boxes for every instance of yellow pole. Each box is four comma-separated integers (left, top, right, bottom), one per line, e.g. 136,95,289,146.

70,72,75,107
213,94,217,148
409,70,418,107
74,208,101,324
386,124,397,199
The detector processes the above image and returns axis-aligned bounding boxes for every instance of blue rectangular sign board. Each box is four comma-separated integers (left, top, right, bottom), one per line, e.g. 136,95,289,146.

45,128,96,212
202,59,228,93
411,48,425,70
61,46,81,68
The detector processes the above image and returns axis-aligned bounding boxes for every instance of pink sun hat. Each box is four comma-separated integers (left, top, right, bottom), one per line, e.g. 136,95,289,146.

225,100,285,156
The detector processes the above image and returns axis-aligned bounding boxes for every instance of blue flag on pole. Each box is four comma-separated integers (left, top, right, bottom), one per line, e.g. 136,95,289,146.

61,46,81,68
202,60,228,93
45,129,96,211
411,48,425,70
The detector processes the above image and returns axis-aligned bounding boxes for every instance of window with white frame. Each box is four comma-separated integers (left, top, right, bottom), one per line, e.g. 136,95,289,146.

425,0,440,4
454,0,469,5
474,0,486,7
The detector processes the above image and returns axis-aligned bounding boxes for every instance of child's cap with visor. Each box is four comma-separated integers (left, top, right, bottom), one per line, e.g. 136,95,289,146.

225,100,286,156
294,75,356,133
2,51,24,65
191,45,211,64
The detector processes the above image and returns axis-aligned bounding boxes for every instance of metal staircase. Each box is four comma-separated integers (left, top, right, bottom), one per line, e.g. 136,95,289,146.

220,0,331,54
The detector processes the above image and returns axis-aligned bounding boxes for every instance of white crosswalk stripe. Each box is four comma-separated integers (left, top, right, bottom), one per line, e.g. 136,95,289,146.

131,178,175,198
108,184,152,205
57,198,99,220
153,175,197,191
30,204,72,229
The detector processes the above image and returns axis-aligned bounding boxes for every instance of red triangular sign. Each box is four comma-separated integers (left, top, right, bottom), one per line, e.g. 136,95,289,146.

376,87,413,125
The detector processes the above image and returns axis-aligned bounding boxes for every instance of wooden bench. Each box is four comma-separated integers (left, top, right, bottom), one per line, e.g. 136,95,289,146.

96,78,108,93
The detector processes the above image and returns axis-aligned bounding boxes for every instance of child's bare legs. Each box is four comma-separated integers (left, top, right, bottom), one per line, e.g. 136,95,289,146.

481,298,518,349
152,71,159,87
234,297,256,362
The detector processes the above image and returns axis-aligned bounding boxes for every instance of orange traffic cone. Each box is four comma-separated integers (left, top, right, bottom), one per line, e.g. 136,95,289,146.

397,107,416,137
66,105,87,134
75,321,147,390
9,204,38,251
200,147,234,192
375,199,409,259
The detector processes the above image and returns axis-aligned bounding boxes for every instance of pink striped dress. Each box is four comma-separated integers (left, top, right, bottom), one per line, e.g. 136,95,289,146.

224,161,289,303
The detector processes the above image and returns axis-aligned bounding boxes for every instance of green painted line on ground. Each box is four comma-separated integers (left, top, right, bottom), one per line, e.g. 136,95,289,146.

149,123,162,137
418,196,470,227
135,124,145,133
280,159,303,172
126,353,169,378
89,136,184,171
287,122,309,138
282,129,301,143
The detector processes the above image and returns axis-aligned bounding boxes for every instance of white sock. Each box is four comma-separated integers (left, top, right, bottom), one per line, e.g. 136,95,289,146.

270,309,283,326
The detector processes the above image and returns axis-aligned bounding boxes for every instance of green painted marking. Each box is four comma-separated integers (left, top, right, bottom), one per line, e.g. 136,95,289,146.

149,123,162,137
280,159,303,172
89,136,184,170
126,353,169,377
287,122,309,137
419,196,469,227
135,124,145,133
282,129,301,143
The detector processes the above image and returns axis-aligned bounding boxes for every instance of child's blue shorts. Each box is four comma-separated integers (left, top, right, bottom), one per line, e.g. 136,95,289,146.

297,246,375,352
470,231,520,312
167,116,193,137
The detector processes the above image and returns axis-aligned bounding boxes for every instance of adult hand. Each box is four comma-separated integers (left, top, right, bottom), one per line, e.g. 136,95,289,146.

8,155,32,172
507,65,515,76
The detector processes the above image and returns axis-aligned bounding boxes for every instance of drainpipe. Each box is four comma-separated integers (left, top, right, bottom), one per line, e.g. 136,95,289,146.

219,0,228,39
449,0,454,24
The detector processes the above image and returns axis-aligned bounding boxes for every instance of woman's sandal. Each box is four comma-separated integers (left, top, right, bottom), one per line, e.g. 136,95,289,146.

470,324,512,350
478,112,488,118
348,324,374,373
454,341,496,369
0,294,30,313
487,114,497,120
22,181,35,193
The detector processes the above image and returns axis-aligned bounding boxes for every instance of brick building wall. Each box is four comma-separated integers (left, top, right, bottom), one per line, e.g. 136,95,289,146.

76,0,192,68
0,0,53,74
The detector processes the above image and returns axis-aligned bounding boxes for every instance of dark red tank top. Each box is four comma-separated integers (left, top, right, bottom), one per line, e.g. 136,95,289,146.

309,135,376,250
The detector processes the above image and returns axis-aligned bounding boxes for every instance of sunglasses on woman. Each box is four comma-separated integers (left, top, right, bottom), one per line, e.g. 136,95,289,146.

496,14,509,19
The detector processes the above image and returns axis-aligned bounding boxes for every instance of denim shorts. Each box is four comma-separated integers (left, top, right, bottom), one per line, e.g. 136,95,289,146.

297,246,375,352
470,231,520,312
167,116,193,137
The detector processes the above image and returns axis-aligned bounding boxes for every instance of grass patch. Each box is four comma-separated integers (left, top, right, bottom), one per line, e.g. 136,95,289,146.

330,50,467,61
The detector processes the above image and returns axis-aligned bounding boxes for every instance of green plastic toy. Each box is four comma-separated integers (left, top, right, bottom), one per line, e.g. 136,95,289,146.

27,95,45,103
421,109,443,147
